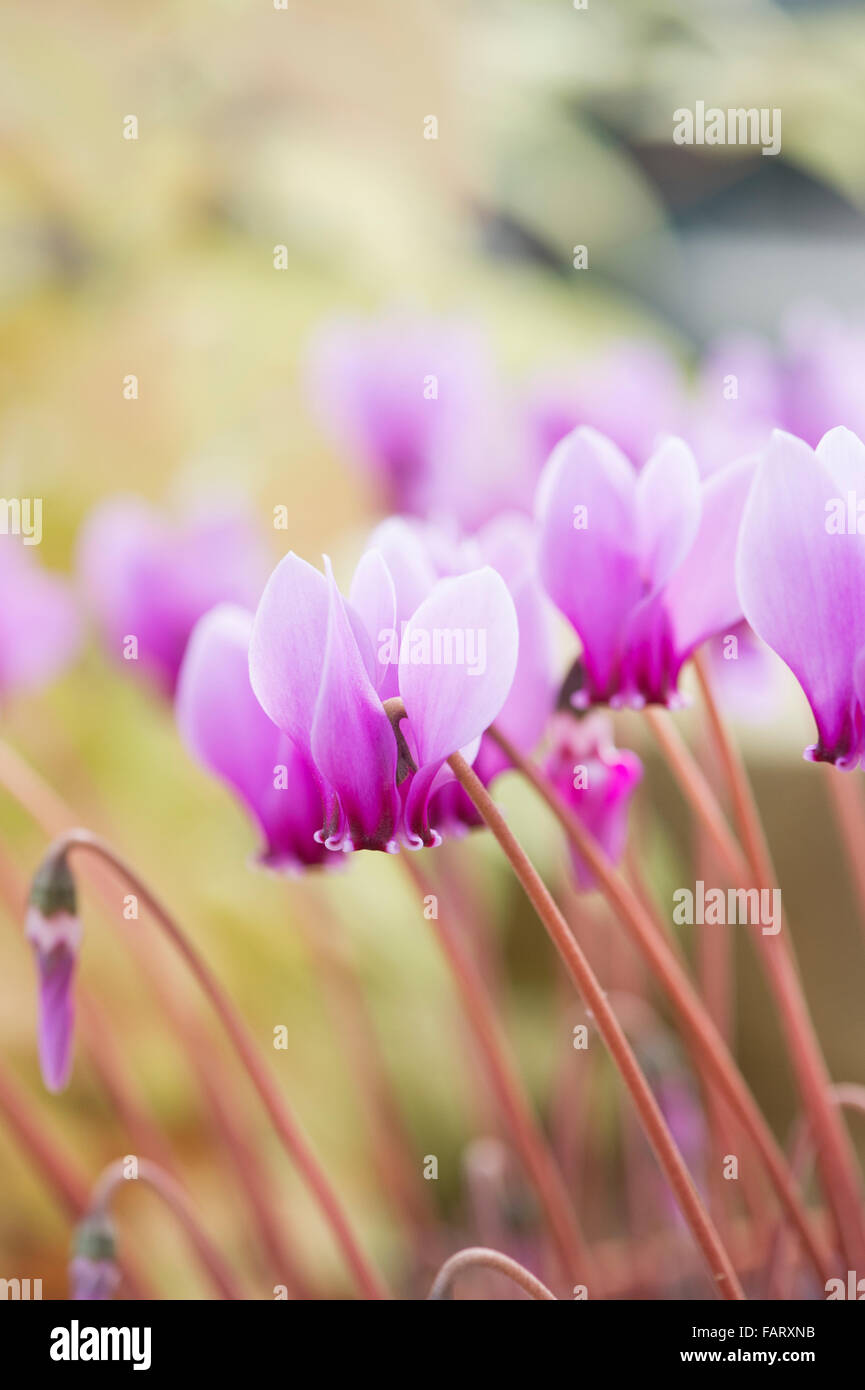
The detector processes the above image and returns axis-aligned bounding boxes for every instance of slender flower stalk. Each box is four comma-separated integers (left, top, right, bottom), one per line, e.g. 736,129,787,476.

765,1085,865,1300
117,911,311,1295
0,1059,152,1299
626,717,817,1261
694,819,740,1241
73,1158,243,1301
485,722,831,1284
0,836,178,1173
176,603,430,1241
427,1246,557,1301
173,1006,311,1299
642,708,749,883
0,736,74,829
33,829,388,1300
402,854,597,1292
415,716,746,1299
290,880,434,1239
646,698,865,1269
614,861,762,1253
594,1214,778,1299
642,705,780,1249
0,741,309,1298
604,987,707,1247
693,733,737,1050
0,1059,89,1218
77,995,178,1174
822,767,865,948
112,912,311,1296
618,838,748,1238
439,845,505,1001
691,650,865,1271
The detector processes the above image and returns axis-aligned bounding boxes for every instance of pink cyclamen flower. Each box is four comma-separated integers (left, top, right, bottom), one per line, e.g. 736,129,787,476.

687,333,782,478
737,426,865,770
345,513,556,836
0,538,80,699
249,549,518,853
536,427,756,709
524,341,688,479
783,309,865,447
26,853,82,1093
77,497,268,698
693,310,865,461
367,512,556,780
543,712,642,890
305,313,534,529
702,620,781,723
176,604,331,871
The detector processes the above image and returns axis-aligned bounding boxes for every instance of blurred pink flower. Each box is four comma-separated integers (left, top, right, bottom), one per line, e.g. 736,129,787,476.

77,497,268,697
306,312,534,530
702,620,781,723
689,311,865,475
783,309,865,446
0,538,80,700
687,333,782,477
523,341,688,476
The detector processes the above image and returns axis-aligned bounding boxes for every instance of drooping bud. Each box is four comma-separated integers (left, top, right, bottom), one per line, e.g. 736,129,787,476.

69,1212,120,1301
544,711,643,891
26,850,82,1093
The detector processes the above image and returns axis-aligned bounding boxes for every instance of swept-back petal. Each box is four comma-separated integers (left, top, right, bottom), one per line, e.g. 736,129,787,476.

349,548,397,694
636,437,701,590
667,453,758,658
471,512,556,765
816,424,865,496
311,561,399,850
366,518,439,616
248,551,330,752
398,567,518,767
535,427,642,699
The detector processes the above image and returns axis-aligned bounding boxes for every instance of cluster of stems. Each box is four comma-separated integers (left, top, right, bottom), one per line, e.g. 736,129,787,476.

0,639,862,1299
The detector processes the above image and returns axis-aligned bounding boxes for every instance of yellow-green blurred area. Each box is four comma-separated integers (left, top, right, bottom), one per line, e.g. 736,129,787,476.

3,0,865,1298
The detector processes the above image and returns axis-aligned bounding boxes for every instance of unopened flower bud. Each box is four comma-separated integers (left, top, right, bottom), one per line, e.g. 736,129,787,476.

26,850,82,1093
69,1212,120,1301
544,712,642,890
